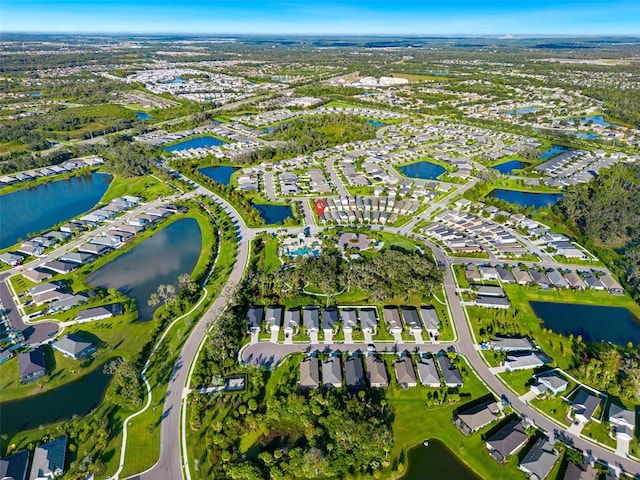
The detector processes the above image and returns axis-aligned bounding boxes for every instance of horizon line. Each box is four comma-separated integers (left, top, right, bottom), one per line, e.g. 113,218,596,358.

4,31,640,38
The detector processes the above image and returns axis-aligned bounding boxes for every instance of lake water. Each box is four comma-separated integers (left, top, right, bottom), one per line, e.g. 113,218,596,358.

87,218,202,320
163,76,185,84
164,136,225,152
0,361,111,435
402,440,481,480
136,111,154,120
530,302,640,346
571,115,611,127
398,161,446,180
540,145,573,160
505,106,539,115
199,166,237,186
253,204,294,224
489,189,563,208
572,132,600,140
493,160,529,175
0,173,112,249
366,119,387,127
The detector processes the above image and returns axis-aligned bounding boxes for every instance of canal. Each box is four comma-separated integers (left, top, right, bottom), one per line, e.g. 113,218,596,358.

0,173,112,249
87,218,202,320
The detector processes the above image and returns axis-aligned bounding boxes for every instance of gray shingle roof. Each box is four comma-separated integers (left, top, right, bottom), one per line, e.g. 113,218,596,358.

519,438,558,480
486,419,528,460
29,436,67,480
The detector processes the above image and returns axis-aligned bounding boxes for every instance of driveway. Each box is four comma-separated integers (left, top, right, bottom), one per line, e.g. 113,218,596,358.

412,331,424,344
616,436,630,456
309,331,318,344
392,331,404,344
567,420,585,435
323,330,333,344
343,329,353,344
270,330,279,343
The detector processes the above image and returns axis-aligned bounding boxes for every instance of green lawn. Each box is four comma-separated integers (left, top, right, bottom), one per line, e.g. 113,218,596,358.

498,369,536,396
100,174,175,203
530,395,572,427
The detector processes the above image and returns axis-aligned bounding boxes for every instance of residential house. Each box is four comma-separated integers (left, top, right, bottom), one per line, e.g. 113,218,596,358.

564,272,586,290
299,357,320,389
491,336,535,352
322,308,338,334
382,306,402,333
570,389,602,423
416,357,441,387
504,352,545,372
401,307,422,332
246,306,264,333
583,273,604,290
359,308,378,334
366,356,389,388
394,356,417,387
562,462,597,480
76,304,122,323
77,243,110,256
18,348,46,383
546,269,569,289
519,438,558,480
302,307,320,334
465,264,482,282
437,352,464,387
530,372,569,396
496,265,515,284
480,266,499,281
341,308,358,331
475,296,510,309
59,252,95,264
41,261,77,275
0,449,29,480
599,274,625,295
29,282,60,297
283,309,300,339
0,252,24,266
29,436,67,480
345,356,366,391
22,269,52,284
453,399,500,435
512,267,532,285
609,404,636,441
474,285,506,297
47,294,87,313
265,306,282,333
486,419,528,462
52,334,96,360
419,307,441,339
530,270,551,289
322,357,343,388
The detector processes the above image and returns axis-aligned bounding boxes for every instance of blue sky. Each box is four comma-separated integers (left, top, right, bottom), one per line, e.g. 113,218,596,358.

3,0,639,35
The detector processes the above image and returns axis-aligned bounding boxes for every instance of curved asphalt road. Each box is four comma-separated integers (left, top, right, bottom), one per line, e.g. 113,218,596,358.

129,182,252,480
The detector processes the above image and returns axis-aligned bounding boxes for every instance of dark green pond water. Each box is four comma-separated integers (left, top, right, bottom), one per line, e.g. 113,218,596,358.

0,362,112,435
402,439,481,480
531,301,640,346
